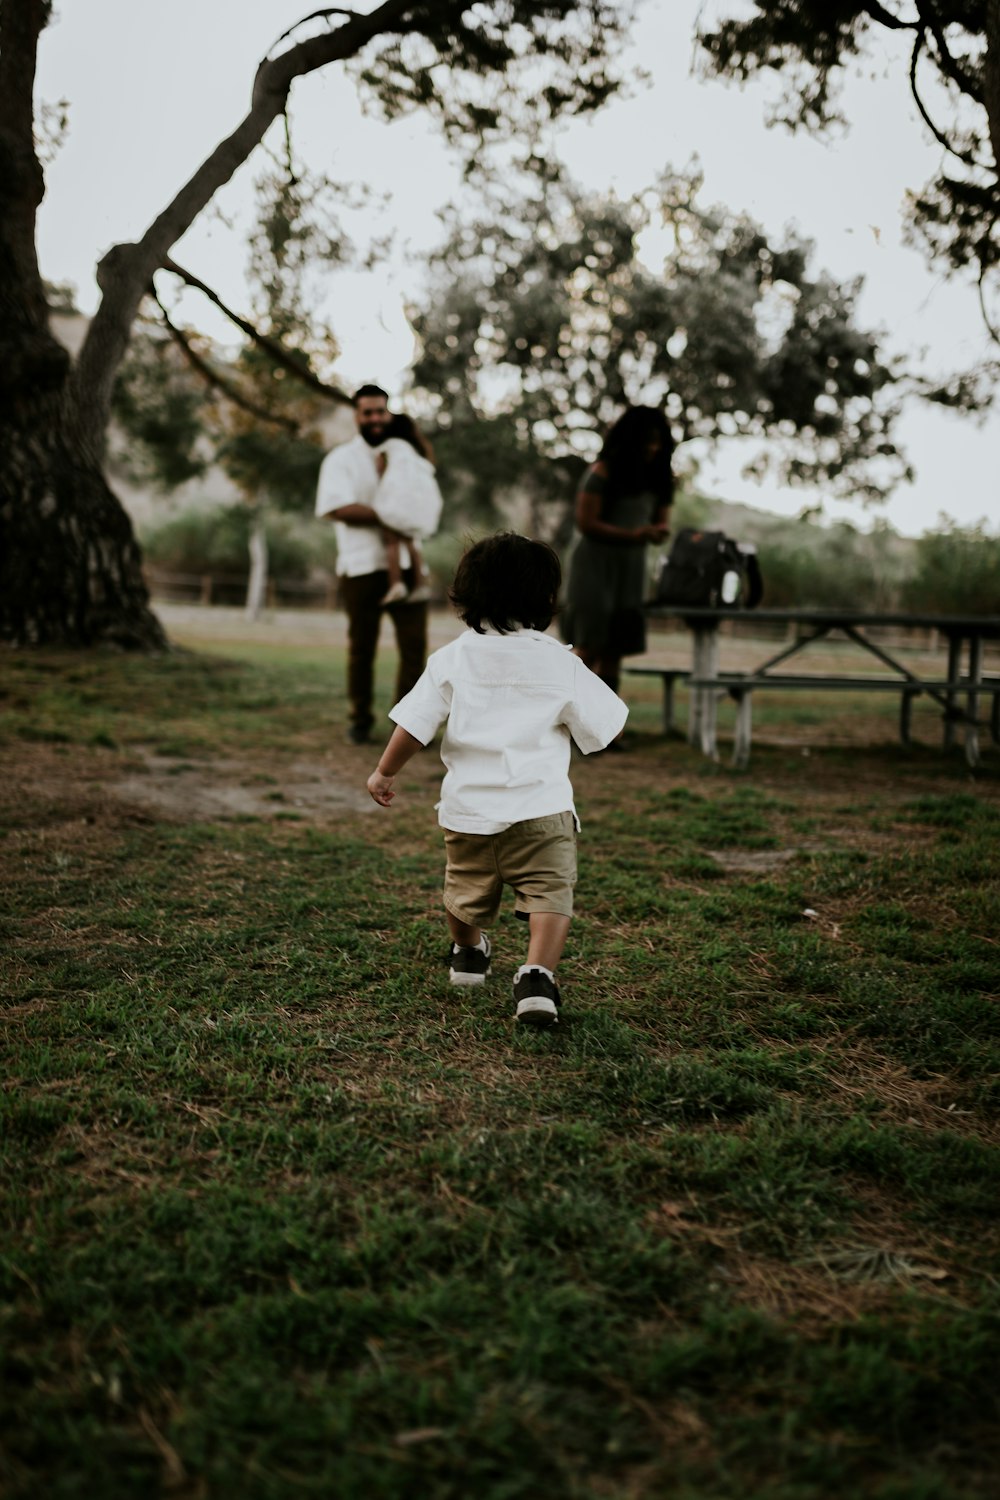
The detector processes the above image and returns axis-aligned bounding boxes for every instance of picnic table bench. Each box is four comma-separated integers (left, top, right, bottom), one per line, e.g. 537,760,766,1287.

636,607,1000,767
686,672,1000,768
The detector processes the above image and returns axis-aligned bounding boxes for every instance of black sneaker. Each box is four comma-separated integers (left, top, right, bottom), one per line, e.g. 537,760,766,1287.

347,724,372,745
513,968,561,1027
448,934,491,986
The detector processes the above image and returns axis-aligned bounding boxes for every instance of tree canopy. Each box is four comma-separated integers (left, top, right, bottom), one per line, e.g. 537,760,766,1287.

407,167,910,539
696,2,1000,339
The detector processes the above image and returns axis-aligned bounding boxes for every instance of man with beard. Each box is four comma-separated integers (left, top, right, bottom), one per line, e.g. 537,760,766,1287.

316,384,431,745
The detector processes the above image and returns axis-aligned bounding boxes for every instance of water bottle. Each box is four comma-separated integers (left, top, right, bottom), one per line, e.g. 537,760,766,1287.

720,569,741,604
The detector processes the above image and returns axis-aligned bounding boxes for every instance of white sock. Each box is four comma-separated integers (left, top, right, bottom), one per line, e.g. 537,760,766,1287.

454,933,489,954
515,963,554,983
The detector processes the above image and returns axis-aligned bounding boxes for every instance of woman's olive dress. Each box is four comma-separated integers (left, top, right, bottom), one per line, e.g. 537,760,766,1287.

562,464,662,657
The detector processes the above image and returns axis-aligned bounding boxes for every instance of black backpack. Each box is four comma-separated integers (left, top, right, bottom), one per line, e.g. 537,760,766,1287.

651,527,763,609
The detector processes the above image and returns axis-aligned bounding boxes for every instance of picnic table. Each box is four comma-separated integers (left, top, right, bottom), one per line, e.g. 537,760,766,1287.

633,607,1000,768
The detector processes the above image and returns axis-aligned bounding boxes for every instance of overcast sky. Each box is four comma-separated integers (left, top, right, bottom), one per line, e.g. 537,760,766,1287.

35,0,998,538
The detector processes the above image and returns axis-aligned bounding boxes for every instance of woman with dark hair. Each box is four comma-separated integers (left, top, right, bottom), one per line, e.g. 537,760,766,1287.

562,405,674,702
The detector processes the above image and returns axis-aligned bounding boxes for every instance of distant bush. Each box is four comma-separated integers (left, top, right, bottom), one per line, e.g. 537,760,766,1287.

141,505,316,581
757,535,880,608
901,522,1000,614
756,520,906,610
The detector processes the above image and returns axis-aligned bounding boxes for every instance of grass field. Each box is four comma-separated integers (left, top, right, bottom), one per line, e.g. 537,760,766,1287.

2,617,999,1499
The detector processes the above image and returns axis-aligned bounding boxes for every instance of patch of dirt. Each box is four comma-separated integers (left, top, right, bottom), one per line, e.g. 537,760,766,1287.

705,845,823,872
106,748,373,822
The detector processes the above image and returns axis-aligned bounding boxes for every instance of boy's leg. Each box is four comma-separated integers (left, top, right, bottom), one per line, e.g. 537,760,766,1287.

497,813,576,1027
446,909,492,986
513,913,568,1027
443,832,499,986
447,911,481,948
526,912,570,971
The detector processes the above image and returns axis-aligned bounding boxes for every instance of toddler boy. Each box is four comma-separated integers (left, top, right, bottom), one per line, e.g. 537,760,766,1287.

366,533,627,1027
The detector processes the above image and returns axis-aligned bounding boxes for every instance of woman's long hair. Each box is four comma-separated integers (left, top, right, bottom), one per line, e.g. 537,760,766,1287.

598,405,674,503
387,413,434,465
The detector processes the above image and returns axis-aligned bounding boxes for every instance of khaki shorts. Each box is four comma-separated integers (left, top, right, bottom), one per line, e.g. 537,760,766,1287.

443,811,577,926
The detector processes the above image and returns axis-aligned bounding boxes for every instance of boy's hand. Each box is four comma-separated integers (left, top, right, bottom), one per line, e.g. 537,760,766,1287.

367,769,396,806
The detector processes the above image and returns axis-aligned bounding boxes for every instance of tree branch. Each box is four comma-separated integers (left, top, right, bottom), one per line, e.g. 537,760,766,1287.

151,290,301,431
160,256,349,403
977,268,1000,347
270,9,357,53
915,0,984,102
909,28,990,169
70,0,412,446
860,2,919,32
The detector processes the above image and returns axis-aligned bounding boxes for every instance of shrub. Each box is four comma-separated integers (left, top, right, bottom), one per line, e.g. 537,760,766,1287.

901,521,1000,614
141,505,315,581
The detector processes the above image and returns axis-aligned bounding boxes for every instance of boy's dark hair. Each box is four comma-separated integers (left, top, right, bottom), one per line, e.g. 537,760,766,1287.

449,532,561,635
353,383,388,405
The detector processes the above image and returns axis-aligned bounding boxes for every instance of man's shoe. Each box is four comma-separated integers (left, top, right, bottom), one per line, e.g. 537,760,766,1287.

347,724,372,745
448,933,491,985
513,967,561,1027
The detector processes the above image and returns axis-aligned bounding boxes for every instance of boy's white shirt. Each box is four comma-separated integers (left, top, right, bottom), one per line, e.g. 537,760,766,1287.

388,628,628,834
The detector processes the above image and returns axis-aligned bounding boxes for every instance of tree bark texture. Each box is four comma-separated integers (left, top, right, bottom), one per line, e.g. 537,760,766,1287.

0,0,166,647
0,393,168,648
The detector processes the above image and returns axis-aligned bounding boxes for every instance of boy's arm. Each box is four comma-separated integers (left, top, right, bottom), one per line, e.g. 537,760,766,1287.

367,726,424,806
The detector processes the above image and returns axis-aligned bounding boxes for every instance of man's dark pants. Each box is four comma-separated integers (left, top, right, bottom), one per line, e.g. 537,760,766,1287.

340,568,427,738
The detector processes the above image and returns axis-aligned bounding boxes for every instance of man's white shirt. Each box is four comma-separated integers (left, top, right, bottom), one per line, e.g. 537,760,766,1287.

315,434,412,577
389,628,628,834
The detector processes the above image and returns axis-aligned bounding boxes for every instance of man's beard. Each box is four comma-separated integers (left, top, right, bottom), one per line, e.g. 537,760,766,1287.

360,427,387,447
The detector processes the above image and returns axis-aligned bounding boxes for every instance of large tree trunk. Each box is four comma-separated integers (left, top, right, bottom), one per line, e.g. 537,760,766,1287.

0,0,165,648
0,392,168,648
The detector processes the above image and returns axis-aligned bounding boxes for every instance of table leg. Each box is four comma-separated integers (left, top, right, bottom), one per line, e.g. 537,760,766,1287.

690,628,719,760
662,675,675,736
944,634,961,750
687,631,705,747
965,635,983,768
732,689,752,768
